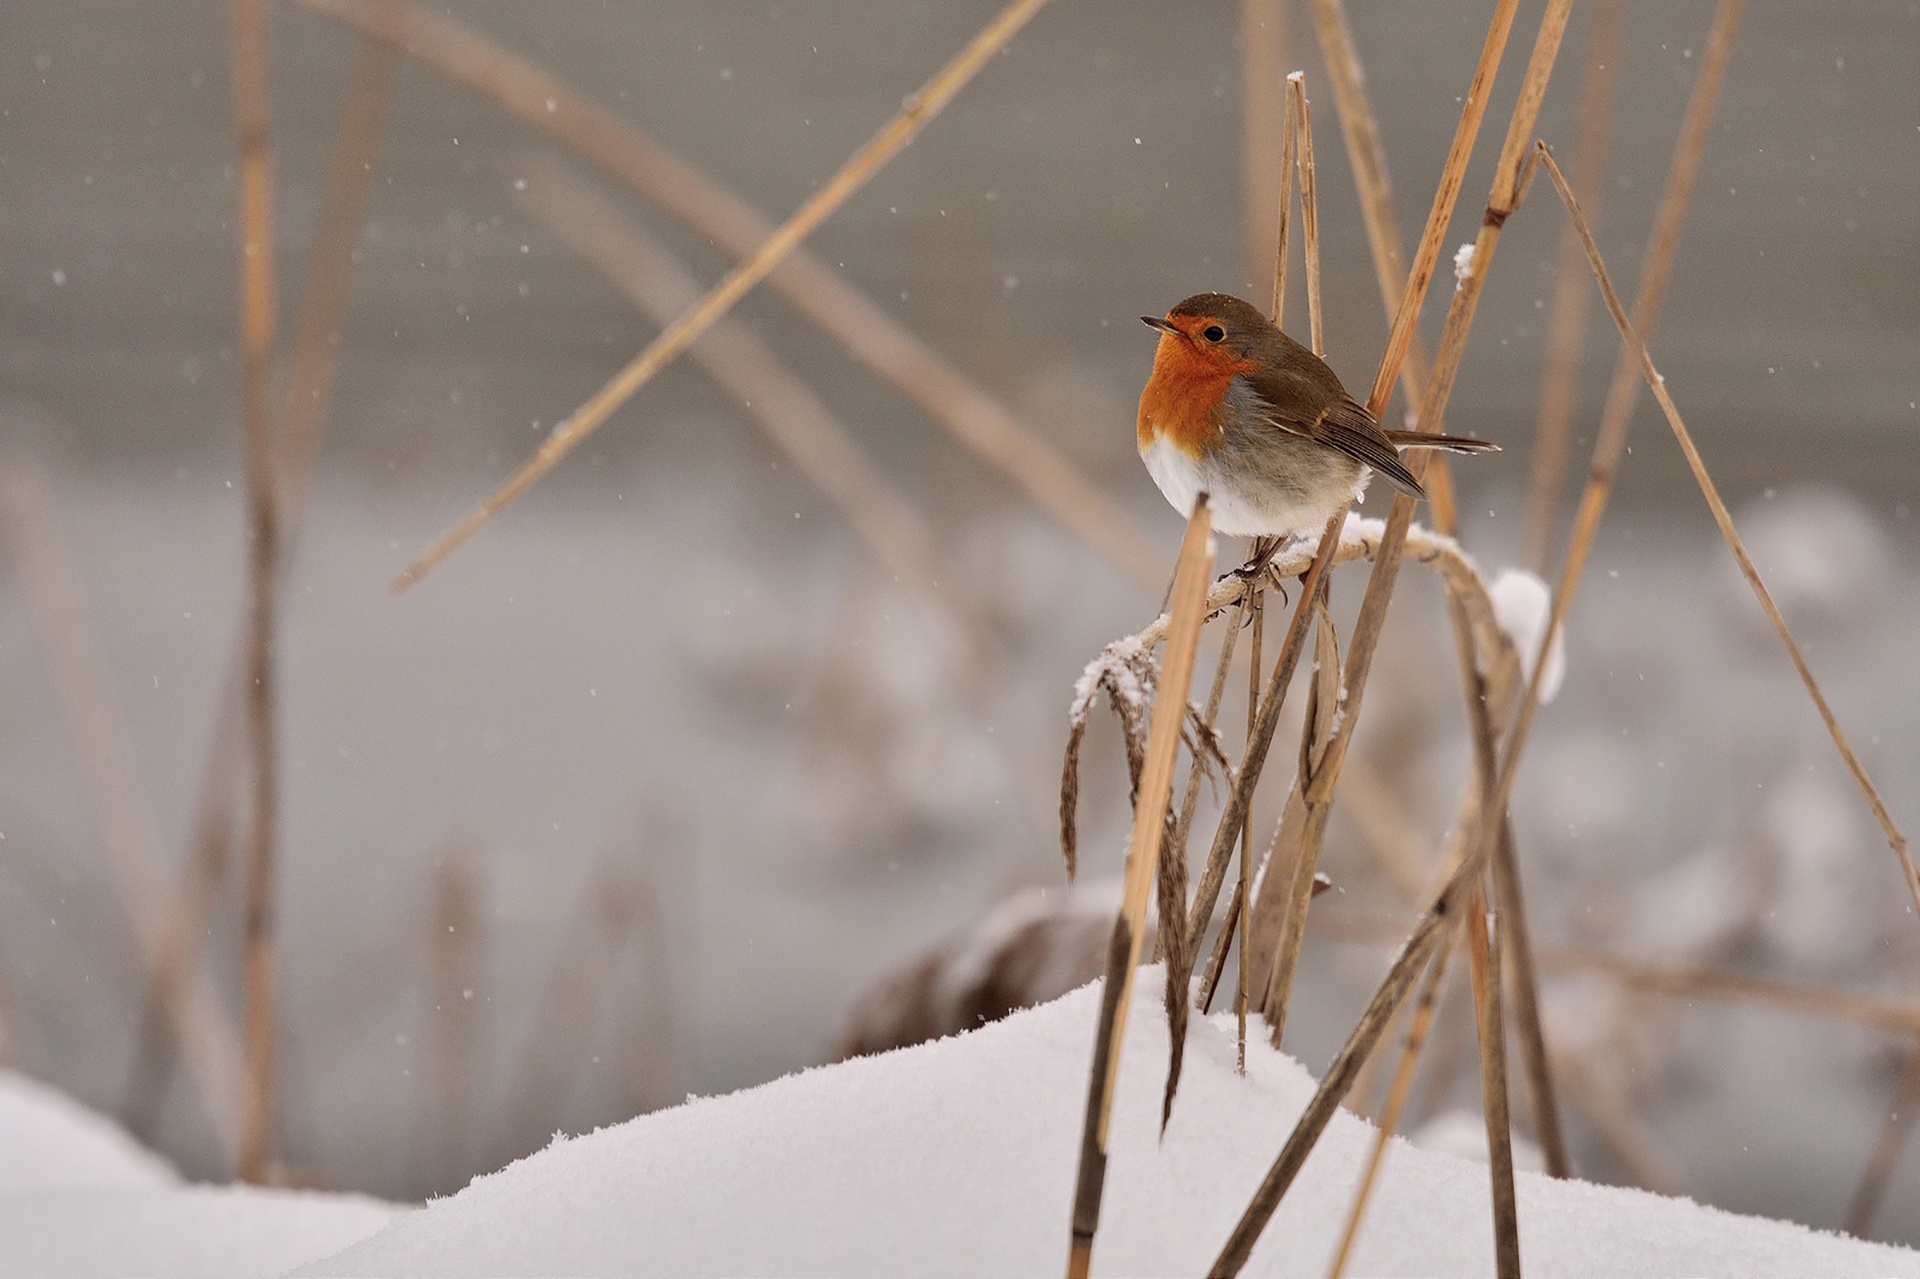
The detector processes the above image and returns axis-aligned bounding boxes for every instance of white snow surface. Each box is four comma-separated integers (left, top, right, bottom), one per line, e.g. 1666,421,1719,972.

0,1070,401,1279
303,972,1916,1278
0,1069,179,1192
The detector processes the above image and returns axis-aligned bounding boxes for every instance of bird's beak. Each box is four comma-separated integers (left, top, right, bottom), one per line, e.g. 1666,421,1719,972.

1140,315,1180,335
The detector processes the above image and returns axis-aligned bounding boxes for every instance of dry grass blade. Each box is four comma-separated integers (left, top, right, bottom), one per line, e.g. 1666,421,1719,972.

389,0,1054,592
0,466,248,1160
1289,75,1324,356
230,0,284,1186
1520,0,1626,569
1845,1037,1920,1237
1067,499,1213,1279
518,160,992,669
1537,141,1919,924
1466,892,1521,1278
1241,0,1291,288
1326,941,1454,1279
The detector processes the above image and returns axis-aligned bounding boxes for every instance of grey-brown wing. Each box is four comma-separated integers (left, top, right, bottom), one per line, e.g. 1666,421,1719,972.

1245,380,1426,499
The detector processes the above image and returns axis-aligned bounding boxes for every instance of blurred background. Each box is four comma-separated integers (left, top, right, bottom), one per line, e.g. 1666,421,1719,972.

2,0,1918,1245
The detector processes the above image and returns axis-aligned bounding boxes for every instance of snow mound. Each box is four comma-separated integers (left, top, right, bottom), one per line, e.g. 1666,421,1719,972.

0,1070,178,1191
0,1070,402,1279
0,1186,400,1279
302,972,1918,1278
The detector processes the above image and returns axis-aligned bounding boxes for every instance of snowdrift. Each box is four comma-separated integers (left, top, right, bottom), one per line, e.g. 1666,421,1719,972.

304,971,1918,1277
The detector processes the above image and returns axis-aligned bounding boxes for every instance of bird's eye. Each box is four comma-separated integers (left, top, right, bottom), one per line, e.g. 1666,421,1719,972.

1203,325,1226,343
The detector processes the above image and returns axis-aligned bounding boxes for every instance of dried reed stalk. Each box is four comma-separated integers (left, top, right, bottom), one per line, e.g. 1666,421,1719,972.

1452,560,1568,1176
517,161,992,669
1333,751,1430,899
1248,0,1567,1069
1237,589,1267,1068
0,468,248,1158
1158,592,1252,968
1490,815,1565,1173
1272,83,1300,326
1581,0,1746,547
1242,0,1291,289
1465,891,1521,1278
1181,516,1513,953
1536,142,1919,924
297,0,1161,592
1845,1037,1920,1237
1544,948,1920,1034
496,862,642,1167
1067,498,1213,1279
1259,601,1342,1044
231,0,284,1186
1314,914,1920,1038
426,842,484,1190
389,0,1055,592
1548,1046,1687,1197
1325,941,1454,1279
1236,67,1328,1044
1210,870,1468,1277
1289,75,1324,356
1212,8,1570,1266
277,37,396,524
1297,14,1566,1167
1440,6,1743,1062
1178,515,1336,956
1519,0,1626,570
124,43,394,1141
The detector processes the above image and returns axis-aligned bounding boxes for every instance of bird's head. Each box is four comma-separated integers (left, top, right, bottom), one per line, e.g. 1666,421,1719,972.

1140,292,1276,368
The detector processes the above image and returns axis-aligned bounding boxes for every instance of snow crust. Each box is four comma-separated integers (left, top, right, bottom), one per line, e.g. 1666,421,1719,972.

304,973,1918,1278
0,1070,400,1279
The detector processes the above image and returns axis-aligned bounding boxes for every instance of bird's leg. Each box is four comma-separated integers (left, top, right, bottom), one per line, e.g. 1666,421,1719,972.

1234,535,1282,582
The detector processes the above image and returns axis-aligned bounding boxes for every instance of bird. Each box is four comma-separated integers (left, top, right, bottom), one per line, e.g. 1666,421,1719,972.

1137,292,1496,540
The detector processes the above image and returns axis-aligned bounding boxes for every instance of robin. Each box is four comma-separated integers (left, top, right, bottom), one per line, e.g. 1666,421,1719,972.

1137,292,1495,540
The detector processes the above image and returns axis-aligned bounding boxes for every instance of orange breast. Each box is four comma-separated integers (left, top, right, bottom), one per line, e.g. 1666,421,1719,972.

1137,337,1254,457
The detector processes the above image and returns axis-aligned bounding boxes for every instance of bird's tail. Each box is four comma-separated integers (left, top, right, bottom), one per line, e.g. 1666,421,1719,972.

1382,430,1499,454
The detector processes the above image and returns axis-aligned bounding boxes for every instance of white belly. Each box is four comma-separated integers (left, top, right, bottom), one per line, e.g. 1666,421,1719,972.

1140,434,1363,538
